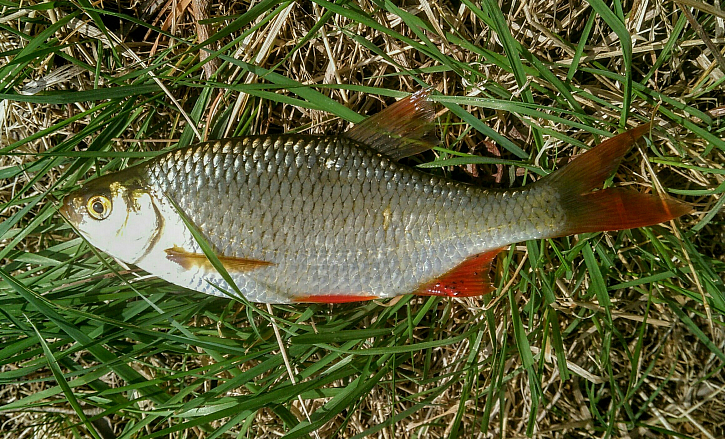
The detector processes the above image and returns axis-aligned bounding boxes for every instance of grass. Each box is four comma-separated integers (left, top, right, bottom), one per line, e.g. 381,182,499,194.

1,0,724,437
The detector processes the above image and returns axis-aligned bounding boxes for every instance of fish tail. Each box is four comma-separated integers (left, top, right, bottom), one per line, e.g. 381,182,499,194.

548,123,691,235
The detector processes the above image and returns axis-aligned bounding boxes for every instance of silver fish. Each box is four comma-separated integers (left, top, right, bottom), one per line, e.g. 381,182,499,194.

60,91,690,303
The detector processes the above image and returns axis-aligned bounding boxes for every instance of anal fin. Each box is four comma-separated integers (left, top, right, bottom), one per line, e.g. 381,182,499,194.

165,246,274,272
416,248,503,298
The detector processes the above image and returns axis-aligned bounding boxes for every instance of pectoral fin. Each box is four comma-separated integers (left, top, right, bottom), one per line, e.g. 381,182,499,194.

165,246,274,273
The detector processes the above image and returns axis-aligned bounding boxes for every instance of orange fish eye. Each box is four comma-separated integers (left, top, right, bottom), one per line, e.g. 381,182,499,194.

86,195,112,220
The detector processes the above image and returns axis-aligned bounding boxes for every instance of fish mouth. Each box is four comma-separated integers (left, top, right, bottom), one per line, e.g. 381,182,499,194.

59,195,81,225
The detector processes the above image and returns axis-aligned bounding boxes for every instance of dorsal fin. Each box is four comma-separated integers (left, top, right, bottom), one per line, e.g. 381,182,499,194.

344,89,437,160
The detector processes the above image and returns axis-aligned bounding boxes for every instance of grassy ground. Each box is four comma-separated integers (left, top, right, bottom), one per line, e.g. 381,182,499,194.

1,0,724,438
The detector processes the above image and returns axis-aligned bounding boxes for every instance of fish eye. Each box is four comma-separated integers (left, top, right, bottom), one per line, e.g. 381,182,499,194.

86,195,112,220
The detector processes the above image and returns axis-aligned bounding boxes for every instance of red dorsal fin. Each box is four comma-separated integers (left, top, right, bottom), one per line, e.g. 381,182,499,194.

416,248,503,298
547,124,691,235
344,89,437,160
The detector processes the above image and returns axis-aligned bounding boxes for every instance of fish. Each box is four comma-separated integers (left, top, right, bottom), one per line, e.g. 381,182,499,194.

60,90,691,303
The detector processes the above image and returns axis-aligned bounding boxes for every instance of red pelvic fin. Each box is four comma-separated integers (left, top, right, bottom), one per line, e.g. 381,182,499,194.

416,248,503,298
344,89,438,160
292,294,379,304
548,124,691,234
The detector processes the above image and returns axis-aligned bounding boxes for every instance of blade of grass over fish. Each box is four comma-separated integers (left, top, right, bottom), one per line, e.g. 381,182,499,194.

165,194,246,301
47,230,242,363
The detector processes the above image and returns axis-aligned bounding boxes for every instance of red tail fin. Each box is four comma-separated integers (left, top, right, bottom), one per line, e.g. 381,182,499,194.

548,124,691,235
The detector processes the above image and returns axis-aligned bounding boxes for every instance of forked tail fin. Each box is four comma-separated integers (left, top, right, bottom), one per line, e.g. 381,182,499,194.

548,124,691,235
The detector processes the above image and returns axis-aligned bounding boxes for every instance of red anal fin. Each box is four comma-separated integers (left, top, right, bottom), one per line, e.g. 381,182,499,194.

165,246,274,272
344,89,437,161
416,248,503,298
293,294,379,304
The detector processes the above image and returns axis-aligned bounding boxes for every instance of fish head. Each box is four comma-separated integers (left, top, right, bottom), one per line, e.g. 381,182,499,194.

60,171,163,265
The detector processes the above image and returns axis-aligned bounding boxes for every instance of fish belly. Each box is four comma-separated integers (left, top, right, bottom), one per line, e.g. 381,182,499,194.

143,135,563,302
